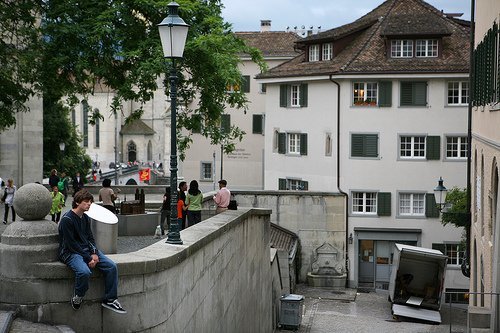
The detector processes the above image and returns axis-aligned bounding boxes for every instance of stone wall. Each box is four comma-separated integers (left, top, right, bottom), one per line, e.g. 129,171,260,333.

228,191,346,282
0,208,272,333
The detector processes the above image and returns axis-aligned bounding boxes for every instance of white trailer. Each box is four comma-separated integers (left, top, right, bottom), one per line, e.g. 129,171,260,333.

388,244,447,323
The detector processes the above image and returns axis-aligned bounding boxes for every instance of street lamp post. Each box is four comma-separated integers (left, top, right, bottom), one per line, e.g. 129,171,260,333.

433,177,448,212
158,2,189,245
59,142,65,172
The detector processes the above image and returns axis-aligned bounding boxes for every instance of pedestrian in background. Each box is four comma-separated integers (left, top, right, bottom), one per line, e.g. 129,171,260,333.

50,185,65,223
99,179,117,213
49,169,60,189
160,187,171,235
72,172,84,195
178,181,187,229
2,179,16,224
59,172,70,204
185,180,203,227
213,179,230,214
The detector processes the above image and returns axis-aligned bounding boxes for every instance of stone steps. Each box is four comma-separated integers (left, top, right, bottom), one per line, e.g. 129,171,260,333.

0,311,75,333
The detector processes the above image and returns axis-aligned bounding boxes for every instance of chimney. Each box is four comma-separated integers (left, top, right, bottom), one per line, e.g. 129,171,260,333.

260,20,271,32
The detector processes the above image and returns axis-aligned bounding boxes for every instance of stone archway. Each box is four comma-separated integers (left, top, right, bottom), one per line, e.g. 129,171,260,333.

127,141,137,162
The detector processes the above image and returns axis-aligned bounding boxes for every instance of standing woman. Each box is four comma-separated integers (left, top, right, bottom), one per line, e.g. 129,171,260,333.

185,180,203,227
49,169,60,189
99,179,117,213
160,187,171,235
2,179,16,224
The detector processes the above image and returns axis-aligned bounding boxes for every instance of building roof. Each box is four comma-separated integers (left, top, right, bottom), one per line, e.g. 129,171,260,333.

120,119,155,136
270,223,299,259
236,31,301,58
258,0,470,79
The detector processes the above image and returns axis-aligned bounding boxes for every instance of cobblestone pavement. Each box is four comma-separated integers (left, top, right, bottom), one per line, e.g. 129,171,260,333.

278,284,468,333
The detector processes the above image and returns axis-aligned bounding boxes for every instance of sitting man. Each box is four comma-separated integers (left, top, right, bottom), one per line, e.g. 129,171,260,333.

58,190,126,313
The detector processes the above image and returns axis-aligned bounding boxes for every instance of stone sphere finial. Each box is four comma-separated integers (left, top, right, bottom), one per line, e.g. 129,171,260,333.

13,183,52,220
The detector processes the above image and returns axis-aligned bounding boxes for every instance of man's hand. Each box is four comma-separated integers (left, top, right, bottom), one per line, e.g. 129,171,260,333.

88,259,97,268
88,254,99,268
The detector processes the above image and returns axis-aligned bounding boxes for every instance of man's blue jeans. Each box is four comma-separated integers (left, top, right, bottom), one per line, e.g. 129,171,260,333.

66,250,118,301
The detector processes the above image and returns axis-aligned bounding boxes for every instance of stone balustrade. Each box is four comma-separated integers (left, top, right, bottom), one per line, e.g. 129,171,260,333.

0,184,273,332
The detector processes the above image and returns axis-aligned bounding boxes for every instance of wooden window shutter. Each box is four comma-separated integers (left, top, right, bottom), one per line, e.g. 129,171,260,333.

278,132,286,154
221,114,231,134
351,134,364,157
425,193,440,218
401,82,427,106
377,192,391,216
400,82,413,106
299,83,308,107
242,75,250,93
280,85,288,107
300,133,308,155
352,134,378,157
364,134,378,157
426,136,440,160
378,81,392,107
278,178,287,190
252,114,263,134
413,82,427,106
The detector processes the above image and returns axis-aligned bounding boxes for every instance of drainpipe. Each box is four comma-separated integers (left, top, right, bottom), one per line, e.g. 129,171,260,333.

329,75,350,287
462,0,475,278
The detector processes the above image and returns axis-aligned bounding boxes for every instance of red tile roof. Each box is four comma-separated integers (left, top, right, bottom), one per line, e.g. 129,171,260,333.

236,31,301,58
259,0,470,79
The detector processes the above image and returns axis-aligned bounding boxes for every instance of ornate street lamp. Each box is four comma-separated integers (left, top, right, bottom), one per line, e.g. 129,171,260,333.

433,177,448,212
59,142,65,172
158,2,189,245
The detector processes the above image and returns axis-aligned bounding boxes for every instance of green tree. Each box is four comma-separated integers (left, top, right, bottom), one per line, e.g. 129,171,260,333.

441,187,470,228
39,0,265,159
2,1,266,168
43,97,92,178
0,0,42,131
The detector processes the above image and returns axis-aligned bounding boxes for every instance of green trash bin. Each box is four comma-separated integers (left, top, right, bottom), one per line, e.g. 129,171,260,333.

279,294,304,330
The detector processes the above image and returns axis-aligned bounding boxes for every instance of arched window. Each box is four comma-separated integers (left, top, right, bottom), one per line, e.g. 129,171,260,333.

147,140,153,161
127,141,137,162
94,108,100,148
82,100,89,147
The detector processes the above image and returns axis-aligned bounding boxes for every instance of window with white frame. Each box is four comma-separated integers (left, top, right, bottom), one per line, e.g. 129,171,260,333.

353,82,378,105
280,84,308,108
416,39,438,57
322,43,333,60
291,84,300,106
352,192,377,214
400,136,426,159
391,40,413,58
309,44,319,62
200,162,213,181
432,243,464,265
288,179,303,190
447,81,469,105
399,193,425,216
444,244,463,265
279,178,308,190
288,133,301,154
446,136,468,159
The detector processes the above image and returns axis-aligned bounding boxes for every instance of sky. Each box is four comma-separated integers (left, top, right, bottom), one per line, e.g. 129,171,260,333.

221,0,471,33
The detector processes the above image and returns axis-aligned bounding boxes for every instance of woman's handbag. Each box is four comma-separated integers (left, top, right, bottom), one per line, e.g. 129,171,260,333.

228,197,237,210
